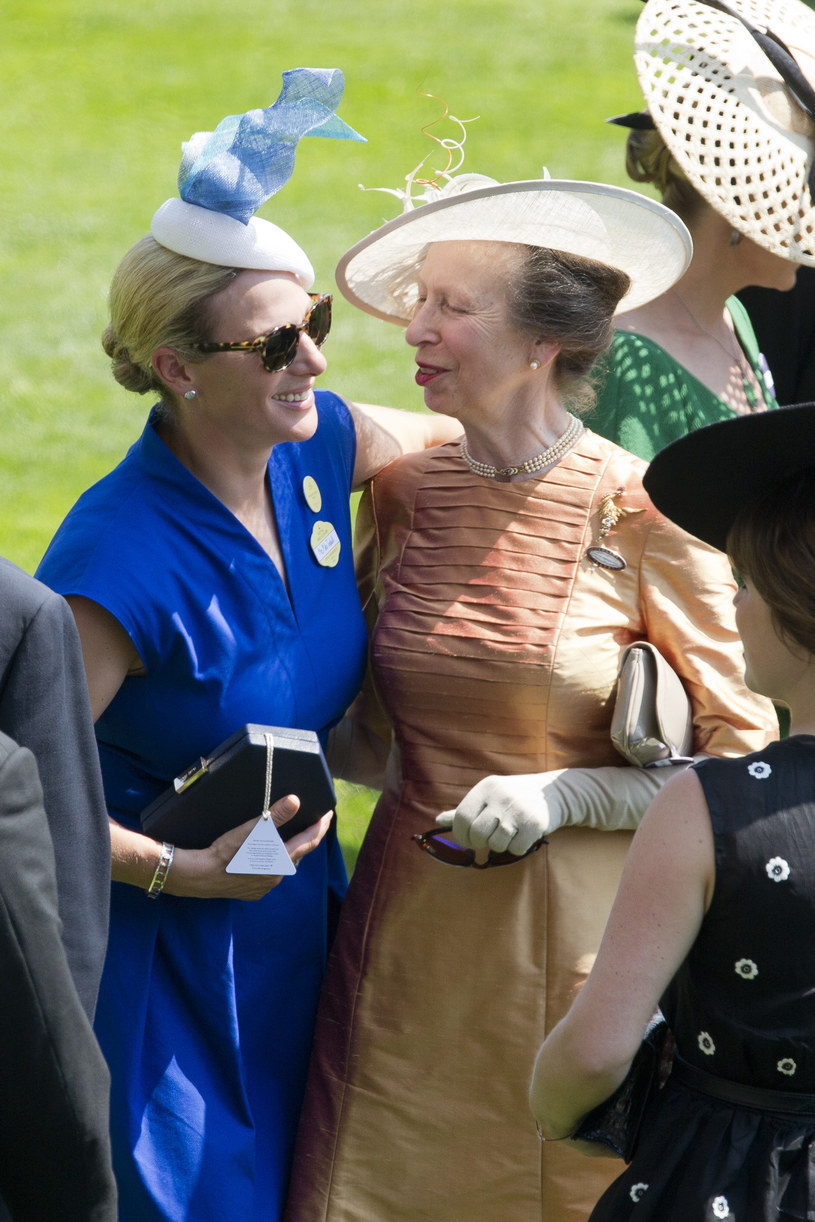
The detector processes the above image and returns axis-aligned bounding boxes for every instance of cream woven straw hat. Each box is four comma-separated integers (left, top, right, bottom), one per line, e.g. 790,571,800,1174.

336,177,693,325
635,0,815,263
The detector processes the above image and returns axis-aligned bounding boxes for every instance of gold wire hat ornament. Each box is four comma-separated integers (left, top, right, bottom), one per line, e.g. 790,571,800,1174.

335,95,693,326
585,489,642,571
359,95,497,214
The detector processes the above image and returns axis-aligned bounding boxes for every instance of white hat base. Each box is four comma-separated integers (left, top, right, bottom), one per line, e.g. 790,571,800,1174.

150,198,314,287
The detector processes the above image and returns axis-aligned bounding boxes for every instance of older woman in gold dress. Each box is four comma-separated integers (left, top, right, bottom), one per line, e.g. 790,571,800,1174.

284,175,778,1222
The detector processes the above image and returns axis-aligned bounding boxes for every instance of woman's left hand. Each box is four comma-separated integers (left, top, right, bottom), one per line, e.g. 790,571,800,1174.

437,774,554,855
438,764,687,852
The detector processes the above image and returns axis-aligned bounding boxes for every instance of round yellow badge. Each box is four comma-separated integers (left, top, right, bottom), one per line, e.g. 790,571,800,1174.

302,475,322,513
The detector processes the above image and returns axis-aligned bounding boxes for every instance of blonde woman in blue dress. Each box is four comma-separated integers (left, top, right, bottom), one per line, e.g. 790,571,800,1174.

37,71,457,1222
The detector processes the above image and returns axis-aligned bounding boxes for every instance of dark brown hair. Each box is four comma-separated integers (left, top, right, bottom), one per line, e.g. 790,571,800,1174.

728,471,815,657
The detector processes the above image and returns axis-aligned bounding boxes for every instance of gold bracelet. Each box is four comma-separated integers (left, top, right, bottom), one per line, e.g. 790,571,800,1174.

147,842,175,898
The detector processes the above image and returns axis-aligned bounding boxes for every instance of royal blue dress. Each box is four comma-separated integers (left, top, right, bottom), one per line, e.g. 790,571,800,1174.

37,391,368,1222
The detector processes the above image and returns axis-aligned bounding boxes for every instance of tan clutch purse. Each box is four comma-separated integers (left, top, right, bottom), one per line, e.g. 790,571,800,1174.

610,642,694,768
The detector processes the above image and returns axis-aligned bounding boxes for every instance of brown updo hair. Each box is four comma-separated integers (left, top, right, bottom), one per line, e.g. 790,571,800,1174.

624,125,707,228
102,236,240,414
505,246,631,413
728,470,815,658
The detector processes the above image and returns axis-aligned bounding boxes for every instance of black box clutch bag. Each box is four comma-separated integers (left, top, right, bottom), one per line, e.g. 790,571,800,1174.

140,724,336,849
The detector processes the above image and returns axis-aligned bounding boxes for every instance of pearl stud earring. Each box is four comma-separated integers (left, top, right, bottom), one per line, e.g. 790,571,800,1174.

529,360,541,370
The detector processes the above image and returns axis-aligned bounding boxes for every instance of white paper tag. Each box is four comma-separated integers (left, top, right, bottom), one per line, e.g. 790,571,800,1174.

225,815,296,876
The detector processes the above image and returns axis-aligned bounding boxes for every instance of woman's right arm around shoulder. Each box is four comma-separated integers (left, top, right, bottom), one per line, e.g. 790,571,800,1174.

348,401,461,488
67,596,332,900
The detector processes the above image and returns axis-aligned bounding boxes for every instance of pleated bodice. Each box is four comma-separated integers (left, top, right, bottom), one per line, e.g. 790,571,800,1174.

285,431,777,1222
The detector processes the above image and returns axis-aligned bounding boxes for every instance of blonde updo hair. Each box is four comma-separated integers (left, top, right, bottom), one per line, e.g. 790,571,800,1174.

625,126,708,228
102,236,240,414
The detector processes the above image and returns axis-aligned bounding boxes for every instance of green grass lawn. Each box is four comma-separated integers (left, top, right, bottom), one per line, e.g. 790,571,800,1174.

2,0,670,869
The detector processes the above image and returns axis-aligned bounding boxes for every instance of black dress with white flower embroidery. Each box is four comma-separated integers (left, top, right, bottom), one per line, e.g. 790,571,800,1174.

589,737,815,1222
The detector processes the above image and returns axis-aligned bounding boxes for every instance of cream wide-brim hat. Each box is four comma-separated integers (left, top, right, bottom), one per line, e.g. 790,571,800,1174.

335,179,693,325
635,0,815,264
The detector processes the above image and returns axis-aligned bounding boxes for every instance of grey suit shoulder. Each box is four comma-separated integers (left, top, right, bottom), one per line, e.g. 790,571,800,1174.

0,556,110,1019
0,730,116,1218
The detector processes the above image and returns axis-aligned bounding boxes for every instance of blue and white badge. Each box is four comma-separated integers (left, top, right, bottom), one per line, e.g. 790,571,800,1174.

310,520,341,567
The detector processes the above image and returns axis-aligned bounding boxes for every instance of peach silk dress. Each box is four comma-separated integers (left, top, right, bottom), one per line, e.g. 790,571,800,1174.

284,430,777,1222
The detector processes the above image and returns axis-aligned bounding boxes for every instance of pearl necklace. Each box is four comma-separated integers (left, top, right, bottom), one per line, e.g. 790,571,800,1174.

460,413,584,482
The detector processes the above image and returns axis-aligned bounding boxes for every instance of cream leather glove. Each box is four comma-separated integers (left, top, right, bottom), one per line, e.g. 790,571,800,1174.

436,764,685,855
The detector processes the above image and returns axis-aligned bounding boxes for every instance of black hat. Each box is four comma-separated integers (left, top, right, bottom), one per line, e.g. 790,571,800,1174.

642,403,815,553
